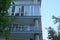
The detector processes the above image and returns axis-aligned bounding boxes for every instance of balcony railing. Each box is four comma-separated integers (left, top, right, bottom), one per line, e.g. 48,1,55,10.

8,26,41,33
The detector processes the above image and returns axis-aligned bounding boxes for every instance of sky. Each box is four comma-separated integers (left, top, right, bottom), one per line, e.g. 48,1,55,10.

41,0,60,40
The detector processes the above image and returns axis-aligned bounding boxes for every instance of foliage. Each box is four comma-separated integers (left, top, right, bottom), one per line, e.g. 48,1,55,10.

0,0,12,39
0,0,11,11
0,0,11,16
48,27,60,40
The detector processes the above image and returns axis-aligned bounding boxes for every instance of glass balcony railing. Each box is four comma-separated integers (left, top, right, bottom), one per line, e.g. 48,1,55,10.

8,26,41,33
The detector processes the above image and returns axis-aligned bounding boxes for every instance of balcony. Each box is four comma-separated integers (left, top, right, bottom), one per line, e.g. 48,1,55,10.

8,26,42,33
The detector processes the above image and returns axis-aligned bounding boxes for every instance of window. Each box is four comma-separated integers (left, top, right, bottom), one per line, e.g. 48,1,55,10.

15,6,24,16
24,6,33,16
34,6,40,16
31,6,34,16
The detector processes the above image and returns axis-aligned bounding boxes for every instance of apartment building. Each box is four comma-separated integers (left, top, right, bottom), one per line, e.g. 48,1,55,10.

0,0,42,40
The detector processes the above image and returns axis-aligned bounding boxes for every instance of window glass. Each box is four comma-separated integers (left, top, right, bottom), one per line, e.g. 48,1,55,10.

31,6,34,16
34,6,40,16
24,6,31,16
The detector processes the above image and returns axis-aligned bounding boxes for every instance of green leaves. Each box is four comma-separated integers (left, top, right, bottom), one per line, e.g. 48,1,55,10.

0,0,11,38
0,0,11,16
0,16,11,37
48,27,60,40
0,0,11,11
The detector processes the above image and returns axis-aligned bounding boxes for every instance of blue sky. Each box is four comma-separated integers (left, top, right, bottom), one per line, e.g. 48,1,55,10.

41,0,60,40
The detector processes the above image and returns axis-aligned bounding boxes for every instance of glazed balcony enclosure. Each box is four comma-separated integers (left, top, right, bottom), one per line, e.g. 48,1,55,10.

12,0,41,6
8,16,41,33
9,26,41,33
7,16,42,40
